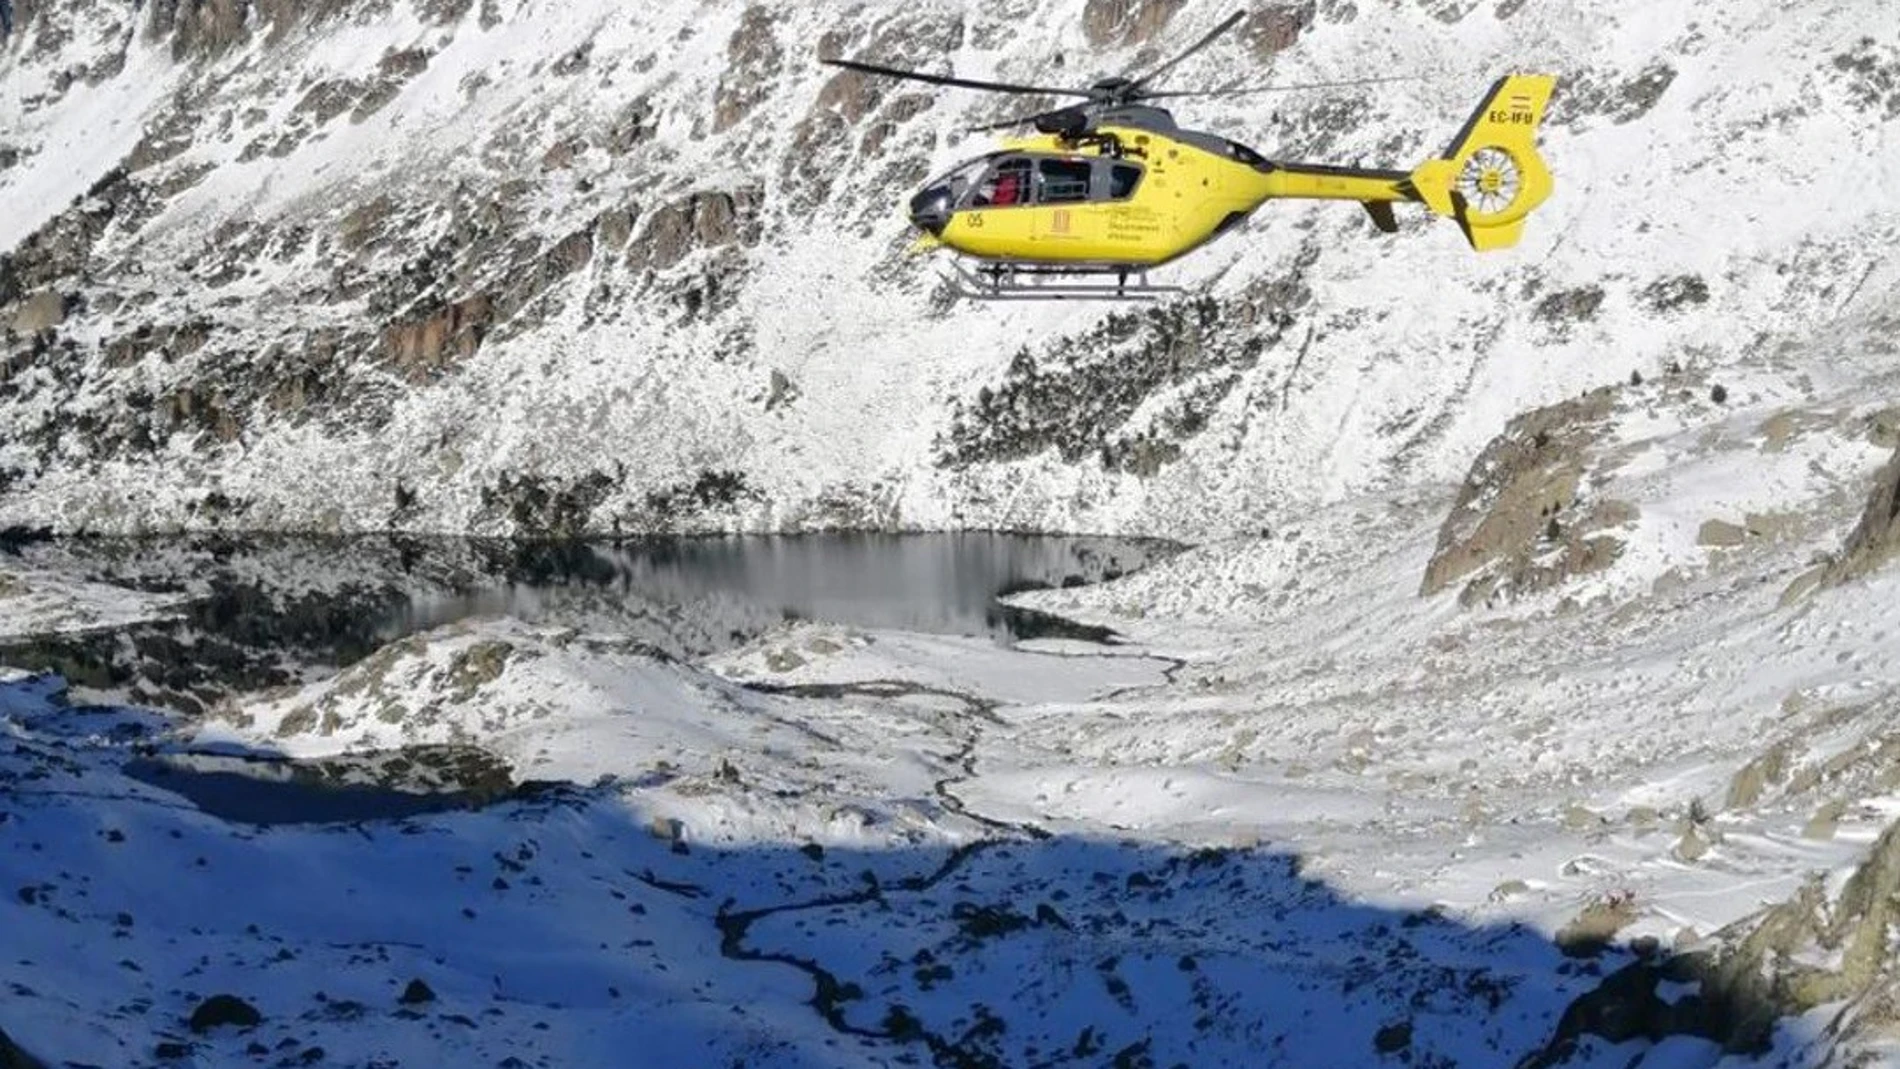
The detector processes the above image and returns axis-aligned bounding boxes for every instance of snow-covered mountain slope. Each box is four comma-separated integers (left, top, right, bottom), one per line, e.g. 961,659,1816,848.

10,447,1899,1069
0,621,1810,1068
996,322,1900,1062
2,0,1894,537
9,1,1900,1066
4,362,1900,1065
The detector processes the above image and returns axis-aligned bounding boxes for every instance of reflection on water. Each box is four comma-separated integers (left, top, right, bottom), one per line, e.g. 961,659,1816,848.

0,533,1178,704
122,746,516,825
5,533,1177,826
384,532,1168,643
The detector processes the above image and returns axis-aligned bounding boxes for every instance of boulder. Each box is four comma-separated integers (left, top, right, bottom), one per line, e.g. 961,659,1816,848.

9,291,64,335
397,978,436,1006
187,993,262,1033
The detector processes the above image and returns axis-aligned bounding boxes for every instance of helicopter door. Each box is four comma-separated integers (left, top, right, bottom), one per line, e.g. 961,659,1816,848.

1097,158,1160,249
1034,157,1093,242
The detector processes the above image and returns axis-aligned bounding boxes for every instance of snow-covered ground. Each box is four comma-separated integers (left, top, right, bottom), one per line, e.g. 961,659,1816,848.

7,0,1900,1064
6,370,1900,1063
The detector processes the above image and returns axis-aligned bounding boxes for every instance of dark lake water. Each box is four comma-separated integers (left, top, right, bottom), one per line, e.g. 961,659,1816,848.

121,746,519,824
1,532,1178,710
381,532,1168,641
2,532,1175,825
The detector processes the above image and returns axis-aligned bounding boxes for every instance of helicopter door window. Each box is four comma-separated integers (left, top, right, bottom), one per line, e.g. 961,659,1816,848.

1106,163,1143,200
971,158,1034,208
1038,158,1092,203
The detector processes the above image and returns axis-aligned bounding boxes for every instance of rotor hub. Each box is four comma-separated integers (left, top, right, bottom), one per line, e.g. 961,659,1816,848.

1086,76,1140,105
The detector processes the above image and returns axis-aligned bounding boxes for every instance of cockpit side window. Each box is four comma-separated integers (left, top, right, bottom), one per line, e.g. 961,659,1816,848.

1107,163,1143,200
921,158,989,193
969,157,1034,207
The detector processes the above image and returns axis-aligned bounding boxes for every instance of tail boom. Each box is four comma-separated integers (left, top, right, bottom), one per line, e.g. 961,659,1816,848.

1248,74,1554,251
1259,163,1413,203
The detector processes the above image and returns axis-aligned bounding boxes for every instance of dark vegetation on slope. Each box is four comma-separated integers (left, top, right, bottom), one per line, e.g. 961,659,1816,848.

936,265,1313,477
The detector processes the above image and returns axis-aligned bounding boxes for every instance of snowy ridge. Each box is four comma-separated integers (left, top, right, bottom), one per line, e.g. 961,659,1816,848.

0,0,1895,537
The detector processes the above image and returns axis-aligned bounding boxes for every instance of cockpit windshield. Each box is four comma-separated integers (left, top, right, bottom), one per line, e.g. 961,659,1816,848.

918,158,993,204
909,157,998,234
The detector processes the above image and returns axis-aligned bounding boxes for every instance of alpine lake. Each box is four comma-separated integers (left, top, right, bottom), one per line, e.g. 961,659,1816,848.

1,532,1177,824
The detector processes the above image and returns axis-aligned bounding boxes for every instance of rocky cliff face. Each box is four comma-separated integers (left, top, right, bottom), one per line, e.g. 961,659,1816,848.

1,0,1896,539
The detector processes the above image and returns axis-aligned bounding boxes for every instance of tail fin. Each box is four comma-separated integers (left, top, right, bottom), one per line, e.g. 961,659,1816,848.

1409,74,1556,252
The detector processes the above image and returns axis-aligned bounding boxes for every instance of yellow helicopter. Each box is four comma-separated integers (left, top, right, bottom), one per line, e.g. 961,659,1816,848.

824,12,1555,300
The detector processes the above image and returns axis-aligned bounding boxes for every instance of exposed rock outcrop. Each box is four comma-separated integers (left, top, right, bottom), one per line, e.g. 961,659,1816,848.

628,190,762,274
1421,387,1633,604
145,0,252,60
7,291,64,336
714,5,784,133
1549,60,1678,128
1522,947,1777,1067
1081,0,1187,48
382,294,494,380
935,279,1308,476
479,470,618,536
1821,443,1900,587
1532,736,1900,1061
1702,819,1900,1044
1834,37,1900,119
1241,2,1314,57
1,168,153,309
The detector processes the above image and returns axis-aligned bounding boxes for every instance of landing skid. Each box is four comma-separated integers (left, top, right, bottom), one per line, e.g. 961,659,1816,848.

944,259,1184,302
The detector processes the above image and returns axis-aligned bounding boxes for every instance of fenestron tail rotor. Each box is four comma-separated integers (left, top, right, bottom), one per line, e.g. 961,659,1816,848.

1455,146,1523,217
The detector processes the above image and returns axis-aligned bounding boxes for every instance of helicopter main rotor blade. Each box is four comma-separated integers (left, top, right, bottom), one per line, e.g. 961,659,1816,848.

1126,10,1246,92
820,57,1092,99
1141,74,1419,99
